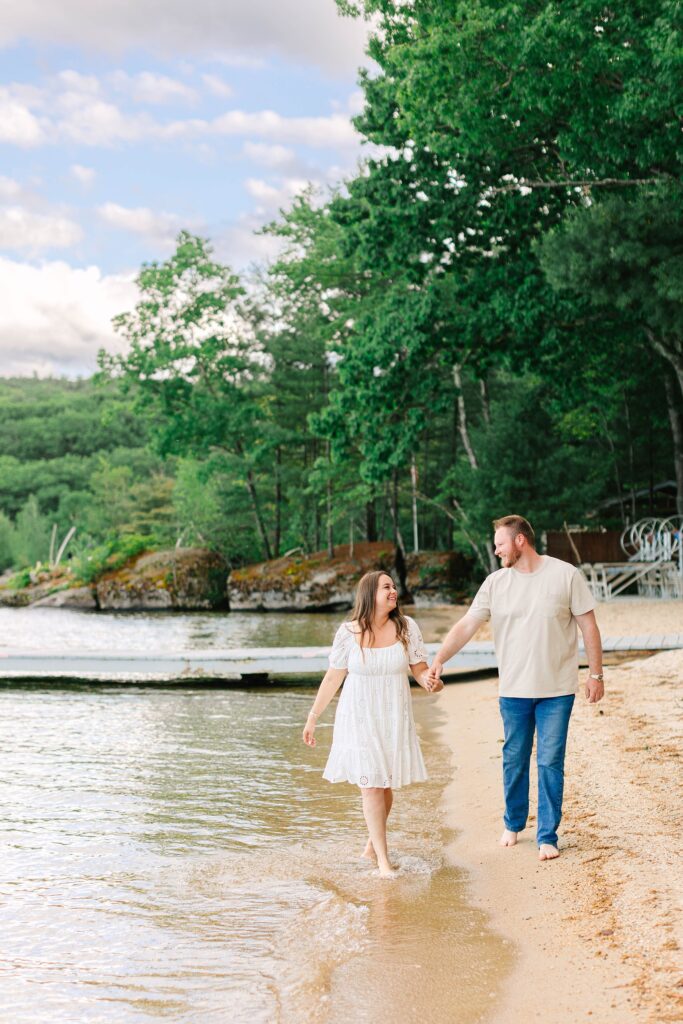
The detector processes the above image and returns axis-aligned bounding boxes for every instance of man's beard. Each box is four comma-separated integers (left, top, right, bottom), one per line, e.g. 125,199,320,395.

501,549,522,568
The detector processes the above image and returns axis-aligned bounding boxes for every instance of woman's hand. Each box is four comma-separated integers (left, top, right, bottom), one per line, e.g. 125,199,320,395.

411,661,441,692
303,714,317,746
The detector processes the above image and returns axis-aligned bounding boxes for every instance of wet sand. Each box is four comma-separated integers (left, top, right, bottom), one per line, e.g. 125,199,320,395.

430,598,682,1024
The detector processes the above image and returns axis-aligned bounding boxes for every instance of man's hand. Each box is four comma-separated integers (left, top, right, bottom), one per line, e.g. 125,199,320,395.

584,674,604,704
426,662,444,693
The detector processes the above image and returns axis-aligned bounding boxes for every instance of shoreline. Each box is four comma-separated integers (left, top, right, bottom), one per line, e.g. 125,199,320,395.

436,649,682,1024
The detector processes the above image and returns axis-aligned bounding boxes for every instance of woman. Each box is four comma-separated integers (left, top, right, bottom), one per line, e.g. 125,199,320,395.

302,571,436,878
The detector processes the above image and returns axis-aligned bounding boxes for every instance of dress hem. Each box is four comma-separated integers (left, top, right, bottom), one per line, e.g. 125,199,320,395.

322,773,428,790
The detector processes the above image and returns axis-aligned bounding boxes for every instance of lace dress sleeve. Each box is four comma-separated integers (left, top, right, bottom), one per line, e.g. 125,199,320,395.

328,623,354,669
406,617,428,665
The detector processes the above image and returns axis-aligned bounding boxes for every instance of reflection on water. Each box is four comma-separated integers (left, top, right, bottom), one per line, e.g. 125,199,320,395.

0,684,512,1023
0,607,342,653
0,605,459,654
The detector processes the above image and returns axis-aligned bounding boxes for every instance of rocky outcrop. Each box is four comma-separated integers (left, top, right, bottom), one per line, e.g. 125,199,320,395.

31,586,98,610
228,543,472,611
95,548,228,611
228,541,397,611
0,569,79,608
405,550,473,605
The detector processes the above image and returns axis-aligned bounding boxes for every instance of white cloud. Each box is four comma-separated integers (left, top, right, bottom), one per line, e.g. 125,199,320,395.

214,215,284,270
242,142,297,168
97,201,201,247
0,206,83,254
0,257,138,377
56,70,101,95
0,1,369,76
201,74,234,99
164,109,359,149
110,70,197,104
244,177,310,213
70,163,96,186
57,99,155,146
0,87,46,145
209,53,267,70
0,70,364,152
0,176,22,199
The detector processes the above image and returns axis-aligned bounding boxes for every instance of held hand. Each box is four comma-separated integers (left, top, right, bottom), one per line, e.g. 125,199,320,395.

426,662,444,693
584,675,604,704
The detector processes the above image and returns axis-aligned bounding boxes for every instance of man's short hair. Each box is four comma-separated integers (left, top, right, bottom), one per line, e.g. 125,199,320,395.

493,514,536,547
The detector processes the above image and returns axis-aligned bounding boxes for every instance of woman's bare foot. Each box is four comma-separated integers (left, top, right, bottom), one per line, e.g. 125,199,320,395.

538,843,560,861
361,839,377,862
499,829,518,847
377,858,399,878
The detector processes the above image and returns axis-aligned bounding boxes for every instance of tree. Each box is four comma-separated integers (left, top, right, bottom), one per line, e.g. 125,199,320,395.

540,185,683,512
100,232,275,560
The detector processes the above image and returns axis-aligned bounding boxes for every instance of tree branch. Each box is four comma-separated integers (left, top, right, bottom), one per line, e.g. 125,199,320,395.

488,176,661,195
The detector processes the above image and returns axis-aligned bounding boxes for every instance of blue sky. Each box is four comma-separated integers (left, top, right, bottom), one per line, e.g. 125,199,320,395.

0,1,370,376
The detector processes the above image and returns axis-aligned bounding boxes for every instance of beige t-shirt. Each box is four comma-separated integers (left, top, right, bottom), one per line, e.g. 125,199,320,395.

469,556,595,698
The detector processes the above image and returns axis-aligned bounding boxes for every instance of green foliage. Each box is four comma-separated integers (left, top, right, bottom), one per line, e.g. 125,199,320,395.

72,534,153,584
0,512,14,572
7,567,32,589
540,183,683,382
10,496,52,569
2,4,682,578
456,376,602,538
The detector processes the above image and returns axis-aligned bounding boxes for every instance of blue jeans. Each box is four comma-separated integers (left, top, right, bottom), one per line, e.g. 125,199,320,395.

498,695,575,848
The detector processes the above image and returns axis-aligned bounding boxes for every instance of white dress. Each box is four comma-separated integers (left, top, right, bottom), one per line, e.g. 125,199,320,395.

322,617,429,789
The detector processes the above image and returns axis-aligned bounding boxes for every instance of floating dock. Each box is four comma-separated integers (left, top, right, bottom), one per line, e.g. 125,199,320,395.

0,635,681,684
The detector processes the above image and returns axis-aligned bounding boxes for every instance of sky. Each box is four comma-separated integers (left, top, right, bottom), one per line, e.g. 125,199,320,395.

0,0,371,377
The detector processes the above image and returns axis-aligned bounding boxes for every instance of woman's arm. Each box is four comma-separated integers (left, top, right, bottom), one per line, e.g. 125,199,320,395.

409,660,434,692
302,667,347,746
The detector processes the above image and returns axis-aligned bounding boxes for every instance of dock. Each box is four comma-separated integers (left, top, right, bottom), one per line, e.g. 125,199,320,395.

0,635,681,684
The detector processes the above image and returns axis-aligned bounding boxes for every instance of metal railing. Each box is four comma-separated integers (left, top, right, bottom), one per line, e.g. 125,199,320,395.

581,517,683,600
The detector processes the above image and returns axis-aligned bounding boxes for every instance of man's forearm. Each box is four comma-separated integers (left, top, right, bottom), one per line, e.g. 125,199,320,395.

434,615,481,668
581,621,603,674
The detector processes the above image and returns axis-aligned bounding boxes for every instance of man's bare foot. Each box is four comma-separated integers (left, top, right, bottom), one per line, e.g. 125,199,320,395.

360,840,377,862
500,829,518,847
538,844,560,861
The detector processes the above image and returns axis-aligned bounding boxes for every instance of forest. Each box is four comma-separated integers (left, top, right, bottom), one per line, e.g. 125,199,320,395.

1,1,681,580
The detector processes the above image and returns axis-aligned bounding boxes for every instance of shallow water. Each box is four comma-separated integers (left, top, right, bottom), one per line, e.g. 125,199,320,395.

0,604,460,654
0,682,513,1023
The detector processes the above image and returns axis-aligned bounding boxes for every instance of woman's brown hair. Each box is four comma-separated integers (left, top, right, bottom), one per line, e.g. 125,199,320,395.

349,570,410,651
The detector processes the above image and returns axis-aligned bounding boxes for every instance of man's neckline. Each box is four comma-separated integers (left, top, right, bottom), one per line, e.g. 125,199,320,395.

511,554,548,577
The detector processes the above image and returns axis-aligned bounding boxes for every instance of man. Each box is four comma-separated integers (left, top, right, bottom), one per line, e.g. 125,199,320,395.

428,515,604,861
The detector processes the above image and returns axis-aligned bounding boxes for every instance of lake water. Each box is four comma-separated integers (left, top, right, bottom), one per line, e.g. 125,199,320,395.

0,605,463,654
0,609,512,1023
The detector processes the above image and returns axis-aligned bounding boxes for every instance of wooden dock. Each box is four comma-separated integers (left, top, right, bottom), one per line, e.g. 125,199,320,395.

0,635,681,684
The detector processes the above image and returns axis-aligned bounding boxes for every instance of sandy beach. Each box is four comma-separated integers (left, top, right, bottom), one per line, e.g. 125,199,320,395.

432,599,682,1024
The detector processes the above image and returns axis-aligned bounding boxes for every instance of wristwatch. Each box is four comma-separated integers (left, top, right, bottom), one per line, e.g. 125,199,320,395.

589,673,604,682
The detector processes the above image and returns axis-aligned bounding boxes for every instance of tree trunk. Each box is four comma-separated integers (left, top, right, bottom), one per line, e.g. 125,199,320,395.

314,505,320,553
453,365,479,469
273,445,282,558
410,454,419,553
453,365,496,572
390,469,407,560
480,376,491,426
245,466,272,561
646,329,683,403
663,373,683,516
326,441,334,558
599,413,626,526
621,390,638,521
365,500,377,542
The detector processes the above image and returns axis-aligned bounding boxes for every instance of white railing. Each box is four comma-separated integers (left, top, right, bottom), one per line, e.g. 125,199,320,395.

582,517,683,600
